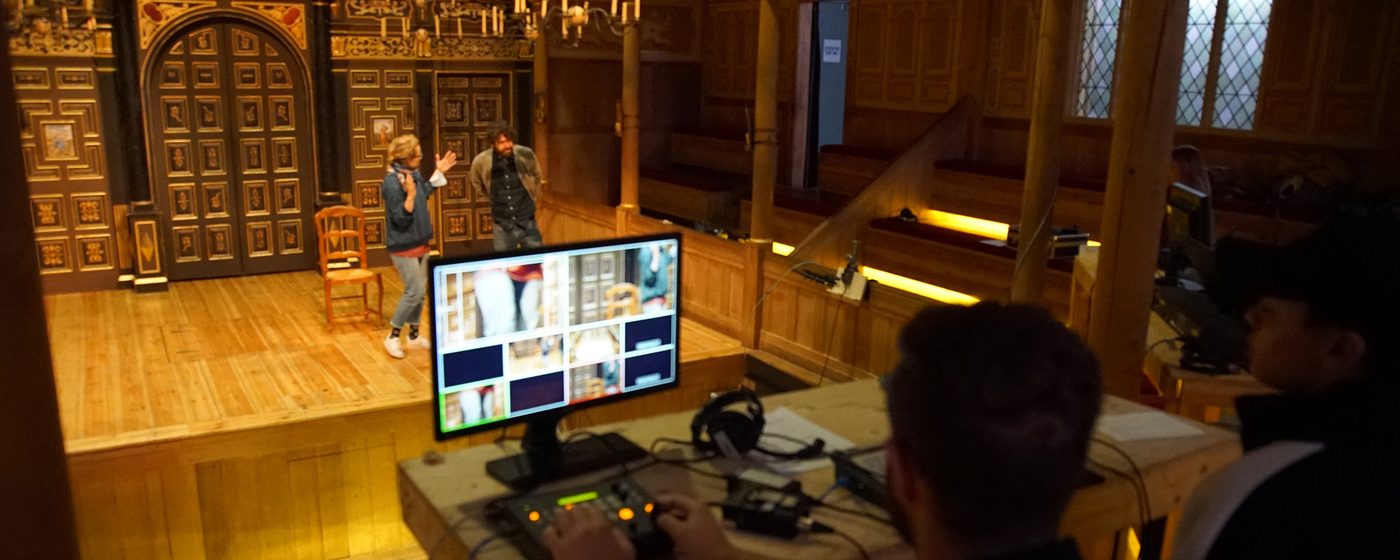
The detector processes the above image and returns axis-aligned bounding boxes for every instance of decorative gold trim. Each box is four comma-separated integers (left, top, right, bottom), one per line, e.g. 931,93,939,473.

8,27,100,57
76,234,116,272
203,182,230,218
159,61,187,89
240,139,268,174
172,225,202,262
36,236,73,275
246,221,274,257
269,96,295,130
349,70,380,88
138,1,219,50
198,139,227,176
244,180,271,216
271,137,297,172
192,62,221,88
234,62,262,89
206,224,235,261
169,182,199,220
331,34,527,60
13,68,51,89
30,194,67,233
134,219,162,275
230,2,309,50
165,140,194,177
277,219,304,254
237,96,264,132
274,178,301,214
267,63,293,89
160,96,191,133
71,192,110,230
55,69,97,90
194,96,223,132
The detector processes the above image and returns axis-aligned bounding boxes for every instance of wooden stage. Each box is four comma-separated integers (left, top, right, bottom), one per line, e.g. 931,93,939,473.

46,269,746,559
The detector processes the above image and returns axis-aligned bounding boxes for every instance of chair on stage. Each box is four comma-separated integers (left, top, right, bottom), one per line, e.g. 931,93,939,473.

314,206,383,325
605,283,641,319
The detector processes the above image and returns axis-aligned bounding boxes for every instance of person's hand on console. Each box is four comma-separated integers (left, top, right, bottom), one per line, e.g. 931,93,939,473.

655,493,740,560
542,504,636,560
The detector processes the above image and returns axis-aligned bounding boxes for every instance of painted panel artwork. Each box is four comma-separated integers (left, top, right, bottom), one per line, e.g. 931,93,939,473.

42,123,76,160
371,117,395,148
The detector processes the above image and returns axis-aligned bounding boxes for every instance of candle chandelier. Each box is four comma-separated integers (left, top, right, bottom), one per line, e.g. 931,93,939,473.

352,0,641,46
6,0,99,34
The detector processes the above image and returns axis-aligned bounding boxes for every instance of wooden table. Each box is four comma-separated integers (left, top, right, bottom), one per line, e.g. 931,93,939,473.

399,379,1240,559
1071,247,1273,423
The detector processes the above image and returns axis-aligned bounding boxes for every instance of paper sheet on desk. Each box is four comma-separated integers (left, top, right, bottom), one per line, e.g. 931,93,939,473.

1097,411,1205,442
754,407,856,474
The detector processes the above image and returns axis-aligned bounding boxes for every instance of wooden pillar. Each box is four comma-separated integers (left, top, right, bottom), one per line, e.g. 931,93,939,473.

743,0,780,348
1011,0,1073,303
0,14,80,558
617,20,641,234
1087,0,1188,399
532,28,550,188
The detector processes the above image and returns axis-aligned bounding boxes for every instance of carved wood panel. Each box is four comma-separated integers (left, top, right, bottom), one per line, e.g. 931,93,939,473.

345,66,417,256
146,21,316,280
849,0,961,111
435,71,512,256
14,64,116,290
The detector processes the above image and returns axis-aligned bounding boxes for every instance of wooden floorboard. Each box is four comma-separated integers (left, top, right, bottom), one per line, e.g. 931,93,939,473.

46,267,744,455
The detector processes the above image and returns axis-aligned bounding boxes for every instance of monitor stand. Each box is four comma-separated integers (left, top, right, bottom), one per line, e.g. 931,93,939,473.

485,411,649,490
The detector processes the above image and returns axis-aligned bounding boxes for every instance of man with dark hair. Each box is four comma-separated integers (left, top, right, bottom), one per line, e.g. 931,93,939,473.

470,120,545,251
1171,210,1400,560
543,302,1103,560
884,302,1102,560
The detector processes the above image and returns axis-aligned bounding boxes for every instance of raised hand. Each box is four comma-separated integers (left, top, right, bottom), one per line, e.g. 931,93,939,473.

436,150,459,174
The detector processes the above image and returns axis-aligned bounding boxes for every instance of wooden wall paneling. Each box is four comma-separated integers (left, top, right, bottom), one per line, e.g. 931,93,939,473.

985,0,1038,117
1254,0,1323,134
1315,0,1395,138
343,64,417,266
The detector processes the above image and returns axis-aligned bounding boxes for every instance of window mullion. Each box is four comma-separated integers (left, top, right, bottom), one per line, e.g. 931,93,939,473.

1201,0,1229,128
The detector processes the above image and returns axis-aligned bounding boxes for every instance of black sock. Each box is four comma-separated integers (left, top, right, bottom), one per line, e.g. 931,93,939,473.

409,325,420,339
390,327,402,338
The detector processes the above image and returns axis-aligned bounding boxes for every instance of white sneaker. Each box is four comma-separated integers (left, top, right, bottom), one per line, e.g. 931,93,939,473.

384,335,405,359
407,335,430,349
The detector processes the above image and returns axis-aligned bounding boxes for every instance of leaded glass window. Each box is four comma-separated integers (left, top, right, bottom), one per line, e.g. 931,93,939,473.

1074,0,1122,119
1213,0,1272,129
1177,0,1220,125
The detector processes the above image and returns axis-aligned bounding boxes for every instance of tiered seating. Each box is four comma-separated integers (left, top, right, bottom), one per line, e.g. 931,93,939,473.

639,129,749,226
815,145,897,198
930,160,1107,236
864,217,1075,314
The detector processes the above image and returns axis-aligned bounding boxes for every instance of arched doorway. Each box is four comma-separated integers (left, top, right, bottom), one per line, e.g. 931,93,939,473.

146,20,316,280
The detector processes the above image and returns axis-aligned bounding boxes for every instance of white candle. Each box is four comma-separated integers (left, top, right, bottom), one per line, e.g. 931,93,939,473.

457,17,462,37
381,17,387,38
481,10,487,35
634,0,639,20
610,0,617,17
434,15,440,37
401,17,408,38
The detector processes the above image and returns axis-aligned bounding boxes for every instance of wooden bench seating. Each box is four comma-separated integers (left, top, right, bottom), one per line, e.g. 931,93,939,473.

670,128,751,177
639,164,744,226
865,217,1074,315
816,144,897,198
738,188,852,245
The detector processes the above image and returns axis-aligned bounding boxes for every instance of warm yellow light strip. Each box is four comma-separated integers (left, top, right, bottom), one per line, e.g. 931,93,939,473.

771,242,795,256
860,266,980,306
924,210,1011,239
923,209,1103,247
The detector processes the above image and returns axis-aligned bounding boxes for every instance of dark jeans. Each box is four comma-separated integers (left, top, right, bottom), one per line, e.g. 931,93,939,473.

493,217,543,252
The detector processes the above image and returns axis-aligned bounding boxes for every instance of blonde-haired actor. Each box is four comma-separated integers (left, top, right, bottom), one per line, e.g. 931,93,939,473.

381,134,458,359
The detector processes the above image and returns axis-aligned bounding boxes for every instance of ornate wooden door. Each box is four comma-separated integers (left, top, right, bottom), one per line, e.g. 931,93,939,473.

147,22,316,280
434,72,513,257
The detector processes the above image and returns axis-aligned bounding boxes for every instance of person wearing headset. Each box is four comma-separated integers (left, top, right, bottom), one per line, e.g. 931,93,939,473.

543,302,1102,560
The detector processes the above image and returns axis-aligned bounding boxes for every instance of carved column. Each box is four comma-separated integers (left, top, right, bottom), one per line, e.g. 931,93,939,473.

532,28,550,189
311,0,342,205
113,0,166,291
742,0,780,349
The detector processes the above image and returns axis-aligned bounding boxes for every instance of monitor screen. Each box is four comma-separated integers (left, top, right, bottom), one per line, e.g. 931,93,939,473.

429,234,682,440
1166,182,1214,247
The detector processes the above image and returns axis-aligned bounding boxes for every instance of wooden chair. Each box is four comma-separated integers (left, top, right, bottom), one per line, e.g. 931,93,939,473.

314,206,383,325
605,283,641,318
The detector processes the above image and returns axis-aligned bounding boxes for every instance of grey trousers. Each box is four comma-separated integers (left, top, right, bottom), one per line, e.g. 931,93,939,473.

493,217,543,252
389,253,428,328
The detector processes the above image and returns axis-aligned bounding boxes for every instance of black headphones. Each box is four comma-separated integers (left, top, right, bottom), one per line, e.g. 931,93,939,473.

690,388,825,460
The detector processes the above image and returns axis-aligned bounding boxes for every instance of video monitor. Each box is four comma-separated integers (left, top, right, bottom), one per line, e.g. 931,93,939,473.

430,234,682,440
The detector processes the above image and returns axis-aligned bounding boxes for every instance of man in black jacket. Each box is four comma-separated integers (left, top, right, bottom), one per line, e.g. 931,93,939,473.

1171,210,1400,559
